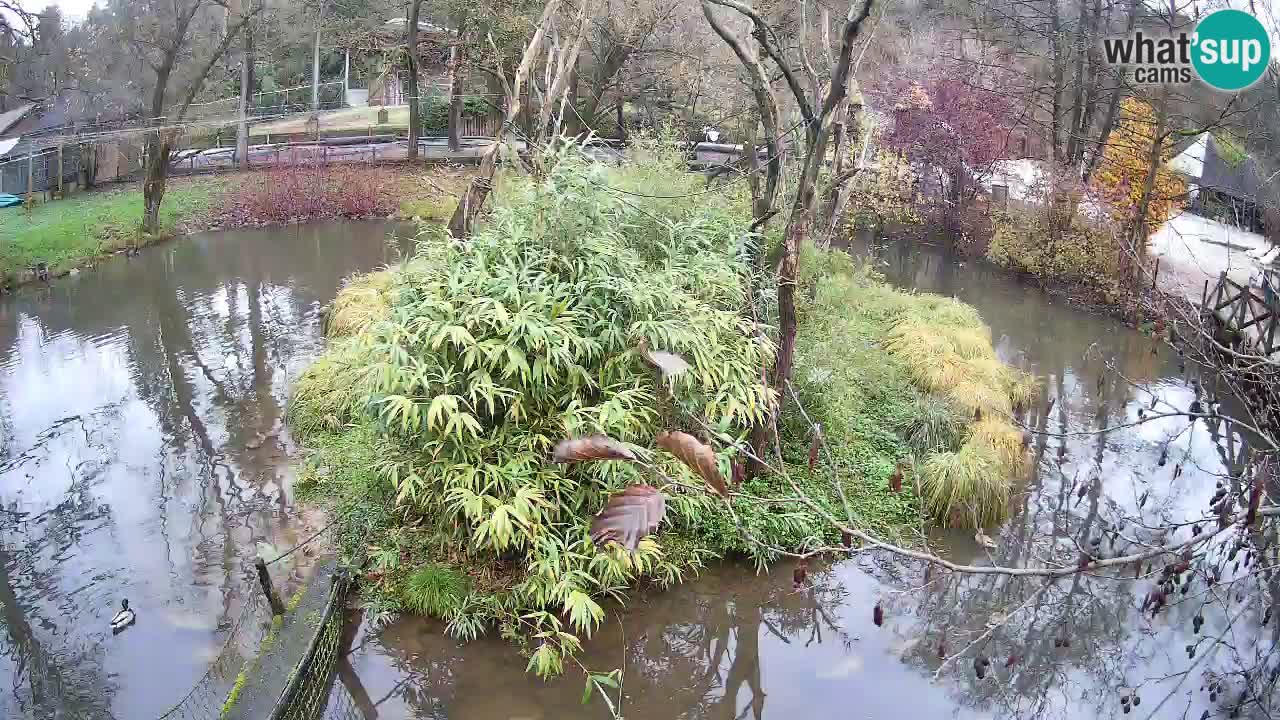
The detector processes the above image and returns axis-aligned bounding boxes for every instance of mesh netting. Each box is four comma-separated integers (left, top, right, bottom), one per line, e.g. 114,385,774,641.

151,524,349,720
154,591,271,720
318,669,373,720
275,575,348,720
223,559,340,720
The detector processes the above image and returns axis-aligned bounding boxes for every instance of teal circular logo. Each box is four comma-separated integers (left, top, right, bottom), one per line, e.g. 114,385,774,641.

1192,9,1271,91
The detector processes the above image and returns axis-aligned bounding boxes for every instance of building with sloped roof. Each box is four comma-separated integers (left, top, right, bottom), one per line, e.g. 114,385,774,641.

1169,132,1266,234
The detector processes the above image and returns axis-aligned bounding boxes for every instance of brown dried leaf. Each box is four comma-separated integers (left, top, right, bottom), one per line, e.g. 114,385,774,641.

1247,472,1264,526
808,423,823,472
589,485,666,551
656,430,727,496
552,435,637,463
639,342,692,379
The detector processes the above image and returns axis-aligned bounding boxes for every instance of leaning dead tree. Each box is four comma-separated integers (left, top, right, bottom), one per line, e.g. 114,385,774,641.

701,0,874,464
447,0,592,239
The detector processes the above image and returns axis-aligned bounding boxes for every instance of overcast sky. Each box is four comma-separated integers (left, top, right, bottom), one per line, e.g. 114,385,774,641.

18,0,96,21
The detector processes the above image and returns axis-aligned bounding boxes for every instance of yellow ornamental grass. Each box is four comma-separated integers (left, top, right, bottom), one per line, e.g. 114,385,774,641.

883,296,1037,529
326,270,395,338
1003,367,1042,411
920,444,1009,528
969,419,1030,477
287,341,373,437
886,316,1015,419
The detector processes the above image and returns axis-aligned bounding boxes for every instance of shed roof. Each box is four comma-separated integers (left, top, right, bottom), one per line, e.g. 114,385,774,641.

1199,134,1263,201
0,104,35,137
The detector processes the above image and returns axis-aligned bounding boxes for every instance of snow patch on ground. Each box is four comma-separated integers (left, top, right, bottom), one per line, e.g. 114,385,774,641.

985,159,1047,201
1149,212,1274,302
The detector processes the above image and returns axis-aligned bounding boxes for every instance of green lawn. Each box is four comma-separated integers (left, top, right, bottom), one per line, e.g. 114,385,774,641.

0,178,225,283
0,165,470,287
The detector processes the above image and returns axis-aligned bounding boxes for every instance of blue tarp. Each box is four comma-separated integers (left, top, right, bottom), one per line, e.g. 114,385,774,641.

0,194,22,208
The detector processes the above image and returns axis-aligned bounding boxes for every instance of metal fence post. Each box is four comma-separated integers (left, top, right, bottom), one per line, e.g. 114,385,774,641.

255,558,286,615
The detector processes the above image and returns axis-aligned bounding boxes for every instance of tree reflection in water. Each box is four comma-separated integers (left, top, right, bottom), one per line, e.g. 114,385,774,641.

0,220,407,719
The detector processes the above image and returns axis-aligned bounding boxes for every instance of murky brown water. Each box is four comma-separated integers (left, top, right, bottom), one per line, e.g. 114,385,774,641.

0,220,409,719
1,224,1268,719
336,233,1268,720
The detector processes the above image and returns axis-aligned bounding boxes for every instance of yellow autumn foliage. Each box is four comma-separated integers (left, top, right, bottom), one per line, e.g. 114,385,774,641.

1093,98,1187,233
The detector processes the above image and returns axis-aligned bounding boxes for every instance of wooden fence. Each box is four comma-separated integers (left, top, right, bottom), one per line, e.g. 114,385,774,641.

1204,271,1280,357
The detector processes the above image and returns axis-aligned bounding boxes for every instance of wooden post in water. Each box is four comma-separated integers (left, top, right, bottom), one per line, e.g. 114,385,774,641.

255,558,285,615
1151,259,1159,290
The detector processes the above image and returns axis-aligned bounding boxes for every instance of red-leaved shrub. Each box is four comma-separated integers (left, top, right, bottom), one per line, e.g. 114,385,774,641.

219,163,401,226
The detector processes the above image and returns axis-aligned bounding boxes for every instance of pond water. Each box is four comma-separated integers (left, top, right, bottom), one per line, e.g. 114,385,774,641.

0,220,410,719
0,223,1266,720
337,233,1266,720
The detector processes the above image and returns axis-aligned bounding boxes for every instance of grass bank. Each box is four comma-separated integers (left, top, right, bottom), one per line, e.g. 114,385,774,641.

0,175,227,284
0,163,470,289
287,144,1032,676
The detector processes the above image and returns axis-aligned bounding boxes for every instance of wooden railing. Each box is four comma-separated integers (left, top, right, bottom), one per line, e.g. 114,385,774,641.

1205,272,1279,356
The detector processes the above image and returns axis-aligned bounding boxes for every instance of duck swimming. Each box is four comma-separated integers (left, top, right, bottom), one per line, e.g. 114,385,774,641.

111,599,136,633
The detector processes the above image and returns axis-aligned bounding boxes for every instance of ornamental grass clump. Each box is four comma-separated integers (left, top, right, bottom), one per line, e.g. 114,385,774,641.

881,292,1036,528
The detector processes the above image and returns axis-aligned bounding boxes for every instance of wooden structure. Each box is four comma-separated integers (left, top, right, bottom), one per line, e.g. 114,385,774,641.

1204,271,1280,357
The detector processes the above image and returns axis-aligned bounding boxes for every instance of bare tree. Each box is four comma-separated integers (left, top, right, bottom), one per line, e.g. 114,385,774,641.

406,0,423,160
446,0,592,239
701,0,875,445
132,0,259,235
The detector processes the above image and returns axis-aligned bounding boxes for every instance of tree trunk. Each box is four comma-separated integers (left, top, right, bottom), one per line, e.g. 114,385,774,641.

237,26,253,170
775,122,834,395
143,131,173,235
1048,0,1064,163
745,112,762,221
1075,0,1103,159
311,18,322,111
563,65,580,137
701,0,781,226
579,46,628,132
446,14,467,151
615,91,625,140
817,99,852,236
447,147,496,237
1125,94,1168,283
447,0,566,238
406,0,421,160
1064,0,1088,167
1083,0,1136,182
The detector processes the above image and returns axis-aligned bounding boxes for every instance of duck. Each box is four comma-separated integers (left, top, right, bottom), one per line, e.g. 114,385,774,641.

111,599,136,633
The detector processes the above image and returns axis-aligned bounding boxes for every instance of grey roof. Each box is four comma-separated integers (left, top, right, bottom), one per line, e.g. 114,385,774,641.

1199,135,1263,201
0,104,34,137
